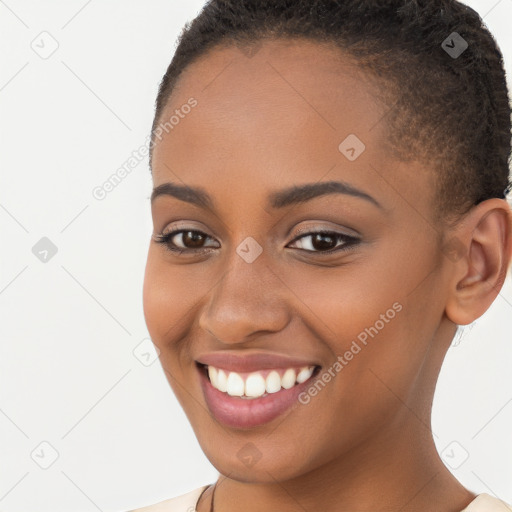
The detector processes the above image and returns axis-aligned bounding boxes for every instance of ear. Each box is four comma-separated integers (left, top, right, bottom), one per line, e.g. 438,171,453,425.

444,198,512,326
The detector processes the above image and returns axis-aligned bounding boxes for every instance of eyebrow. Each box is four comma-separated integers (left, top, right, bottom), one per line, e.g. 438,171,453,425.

150,180,383,211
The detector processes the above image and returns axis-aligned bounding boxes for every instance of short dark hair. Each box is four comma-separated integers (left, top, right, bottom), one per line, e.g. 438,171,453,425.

150,0,512,225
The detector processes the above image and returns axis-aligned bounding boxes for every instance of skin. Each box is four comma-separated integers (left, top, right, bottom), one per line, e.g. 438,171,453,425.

143,39,512,512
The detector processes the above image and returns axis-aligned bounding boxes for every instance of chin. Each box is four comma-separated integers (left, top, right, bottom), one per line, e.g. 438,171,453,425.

193,427,322,484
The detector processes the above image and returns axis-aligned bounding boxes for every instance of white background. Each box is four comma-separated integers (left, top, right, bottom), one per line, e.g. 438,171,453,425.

1,1,511,511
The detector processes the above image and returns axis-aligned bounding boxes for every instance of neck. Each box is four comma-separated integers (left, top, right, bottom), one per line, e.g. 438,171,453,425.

206,415,476,512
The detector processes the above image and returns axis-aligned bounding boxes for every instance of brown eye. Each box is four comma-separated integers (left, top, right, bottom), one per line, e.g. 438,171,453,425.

288,230,359,254
311,233,337,251
179,231,207,249
153,229,219,253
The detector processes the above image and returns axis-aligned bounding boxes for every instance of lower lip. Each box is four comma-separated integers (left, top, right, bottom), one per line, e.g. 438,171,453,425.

197,365,318,429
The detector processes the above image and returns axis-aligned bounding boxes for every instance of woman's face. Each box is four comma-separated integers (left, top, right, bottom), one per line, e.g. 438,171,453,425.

143,39,457,482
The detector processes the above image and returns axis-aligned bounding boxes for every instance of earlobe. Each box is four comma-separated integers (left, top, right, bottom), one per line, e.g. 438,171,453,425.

445,198,512,326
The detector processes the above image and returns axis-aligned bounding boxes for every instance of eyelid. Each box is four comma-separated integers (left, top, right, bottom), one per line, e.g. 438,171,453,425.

161,223,358,242
162,221,213,237
288,222,360,241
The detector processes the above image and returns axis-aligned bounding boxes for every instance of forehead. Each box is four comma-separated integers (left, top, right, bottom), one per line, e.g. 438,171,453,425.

158,38,386,142
151,38,435,220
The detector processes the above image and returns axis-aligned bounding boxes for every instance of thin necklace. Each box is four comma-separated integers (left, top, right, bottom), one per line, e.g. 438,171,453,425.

209,481,217,512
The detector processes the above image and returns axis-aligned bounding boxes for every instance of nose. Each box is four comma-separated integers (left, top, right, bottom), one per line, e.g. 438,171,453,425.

198,252,290,345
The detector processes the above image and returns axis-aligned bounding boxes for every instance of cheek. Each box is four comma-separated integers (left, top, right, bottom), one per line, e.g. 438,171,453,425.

142,252,203,406
281,262,402,344
282,259,435,395
142,249,198,351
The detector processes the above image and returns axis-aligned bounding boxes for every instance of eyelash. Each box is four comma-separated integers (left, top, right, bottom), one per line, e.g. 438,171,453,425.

153,228,360,256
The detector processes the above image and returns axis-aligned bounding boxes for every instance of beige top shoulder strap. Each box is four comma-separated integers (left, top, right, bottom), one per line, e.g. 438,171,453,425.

129,485,210,512
461,493,512,512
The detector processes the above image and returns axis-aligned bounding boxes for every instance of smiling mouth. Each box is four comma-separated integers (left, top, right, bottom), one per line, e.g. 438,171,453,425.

197,362,321,399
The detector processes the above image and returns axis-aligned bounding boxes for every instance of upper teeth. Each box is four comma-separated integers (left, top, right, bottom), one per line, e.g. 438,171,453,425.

207,365,316,399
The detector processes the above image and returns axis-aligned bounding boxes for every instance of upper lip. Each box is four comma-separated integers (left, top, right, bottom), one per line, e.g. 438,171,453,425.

196,351,321,373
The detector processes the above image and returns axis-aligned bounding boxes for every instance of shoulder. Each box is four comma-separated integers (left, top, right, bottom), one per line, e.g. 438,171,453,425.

128,485,210,512
462,493,512,511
